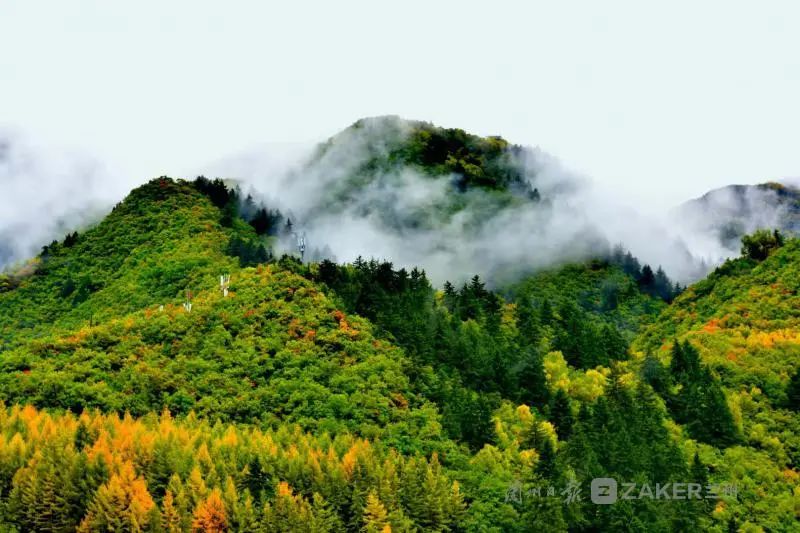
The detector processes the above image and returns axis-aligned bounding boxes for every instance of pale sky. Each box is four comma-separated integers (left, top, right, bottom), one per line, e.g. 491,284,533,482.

1,0,798,209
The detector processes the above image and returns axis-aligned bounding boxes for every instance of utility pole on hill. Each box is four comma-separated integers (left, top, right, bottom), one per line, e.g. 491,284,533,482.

220,274,230,297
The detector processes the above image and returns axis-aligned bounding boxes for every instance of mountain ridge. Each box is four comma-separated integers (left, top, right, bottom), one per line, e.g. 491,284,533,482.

674,181,800,254
0,124,798,529
0,174,704,530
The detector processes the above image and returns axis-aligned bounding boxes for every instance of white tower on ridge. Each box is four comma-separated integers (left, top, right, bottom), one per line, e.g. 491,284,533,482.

220,274,231,298
297,233,306,261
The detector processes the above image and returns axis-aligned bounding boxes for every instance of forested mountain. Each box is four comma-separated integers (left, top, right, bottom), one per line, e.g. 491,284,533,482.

0,177,676,530
248,116,623,285
634,231,800,529
295,116,544,227
0,123,798,531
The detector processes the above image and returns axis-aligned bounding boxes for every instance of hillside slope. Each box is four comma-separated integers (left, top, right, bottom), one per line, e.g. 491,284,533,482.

634,238,800,529
0,175,715,531
0,178,240,346
0,178,470,531
0,178,442,445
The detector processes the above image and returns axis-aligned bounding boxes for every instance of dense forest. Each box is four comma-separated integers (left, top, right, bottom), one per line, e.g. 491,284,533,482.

0,122,798,531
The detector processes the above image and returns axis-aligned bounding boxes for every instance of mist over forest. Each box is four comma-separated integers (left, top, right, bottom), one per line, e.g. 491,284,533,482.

6,117,793,286
1,117,800,532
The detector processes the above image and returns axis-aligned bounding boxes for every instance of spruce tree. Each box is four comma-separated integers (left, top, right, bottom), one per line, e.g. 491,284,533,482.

191,488,228,532
361,491,390,533
78,462,156,532
599,323,629,362
549,389,574,440
516,297,540,344
639,264,655,289
310,493,344,533
517,351,550,408
687,371,739,447
641,351,668,393
535,437,558,479
786,367,800,411
161,490,184,533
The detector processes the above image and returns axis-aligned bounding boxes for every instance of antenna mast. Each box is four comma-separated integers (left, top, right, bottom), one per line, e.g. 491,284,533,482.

220,274,231,298
297,232,306,261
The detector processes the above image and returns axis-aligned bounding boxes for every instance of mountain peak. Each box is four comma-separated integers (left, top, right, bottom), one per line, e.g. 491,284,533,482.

0,176,242,344
675,181,800,253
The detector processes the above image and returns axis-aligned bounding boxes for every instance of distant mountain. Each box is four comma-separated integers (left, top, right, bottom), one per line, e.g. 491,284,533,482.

674,182,800,252
213,117,757,285
275,116,557,238
300,116,544,222
228,116,636,285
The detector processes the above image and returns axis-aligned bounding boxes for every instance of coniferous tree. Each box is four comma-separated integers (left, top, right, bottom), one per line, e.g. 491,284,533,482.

78,462,156,532
625,251,641,276
786,367,800,411
669,340,700,380
162,490,184,533
310,493,344,533
74,420,93,450
516,297,540,343
666,341,739,447
640,351,668,393
193,176,232,208
248,207,270,235
599,323,629,362
164,474,192,532
8,451,82,532
686,370,739,447
690,452,712,513
639,264,655,293
554,301,587,367
535,437,558,479
517,351,550,408
191,488,228,532
220,199,238,228
539,298,553,324
63,231,79,247
442,280,456,305
240,193,257,220
361,491,390,533
549,389,574,440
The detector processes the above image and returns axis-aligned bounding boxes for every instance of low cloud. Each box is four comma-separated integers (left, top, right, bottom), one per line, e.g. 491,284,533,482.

3,118,786,286
0,127,135,268
202,117,715,285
